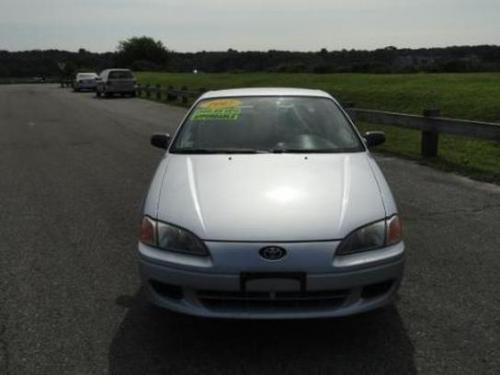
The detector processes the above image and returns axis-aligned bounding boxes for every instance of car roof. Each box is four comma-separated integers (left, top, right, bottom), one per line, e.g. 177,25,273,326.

100,68,132,74
199,87,332,100
106,68,131,72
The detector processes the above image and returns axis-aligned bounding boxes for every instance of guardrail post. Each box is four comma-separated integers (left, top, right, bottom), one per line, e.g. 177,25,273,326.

181,86,188,104
156,84,162,100
421,108,440,157
145,84,151,98
167,85,175,101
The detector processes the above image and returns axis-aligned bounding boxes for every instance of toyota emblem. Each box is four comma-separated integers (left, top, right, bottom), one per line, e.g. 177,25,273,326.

259,246,287,261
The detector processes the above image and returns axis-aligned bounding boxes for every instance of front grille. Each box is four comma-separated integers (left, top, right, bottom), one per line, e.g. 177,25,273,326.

198,289,349,311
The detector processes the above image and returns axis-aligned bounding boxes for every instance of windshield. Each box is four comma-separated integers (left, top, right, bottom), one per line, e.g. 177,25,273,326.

109,70,133,79
77,73,97,79
171,96,364,154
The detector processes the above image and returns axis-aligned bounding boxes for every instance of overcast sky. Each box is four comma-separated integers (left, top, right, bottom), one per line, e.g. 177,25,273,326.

0,0,499,52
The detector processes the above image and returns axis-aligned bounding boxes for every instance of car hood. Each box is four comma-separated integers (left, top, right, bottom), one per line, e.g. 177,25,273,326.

156,153,386,242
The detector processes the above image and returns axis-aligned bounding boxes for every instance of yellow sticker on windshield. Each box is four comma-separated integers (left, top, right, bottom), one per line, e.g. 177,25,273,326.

200,99,241,109
192,107,241,121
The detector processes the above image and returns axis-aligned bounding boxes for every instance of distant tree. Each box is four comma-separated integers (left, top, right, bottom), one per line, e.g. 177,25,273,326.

312,63,335,73
0,64,9,77
131,60,161,71
62,61,77,77
116,36,169,70
1,44,499,78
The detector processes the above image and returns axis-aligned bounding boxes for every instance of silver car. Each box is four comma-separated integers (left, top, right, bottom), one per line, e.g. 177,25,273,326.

73,72,98,91
96,68,136,97
139,88,405,319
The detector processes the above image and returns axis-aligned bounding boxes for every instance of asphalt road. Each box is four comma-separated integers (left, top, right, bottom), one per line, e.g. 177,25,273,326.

0,84,499,375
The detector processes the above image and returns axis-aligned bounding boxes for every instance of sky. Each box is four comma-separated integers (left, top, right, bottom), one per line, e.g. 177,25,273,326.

0,0,499,52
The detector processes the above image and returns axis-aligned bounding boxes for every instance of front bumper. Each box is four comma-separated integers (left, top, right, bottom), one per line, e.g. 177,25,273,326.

138,241,405,319
102,85,136,93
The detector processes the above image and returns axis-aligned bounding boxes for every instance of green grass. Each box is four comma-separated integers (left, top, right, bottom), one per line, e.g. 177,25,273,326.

136,72,500,183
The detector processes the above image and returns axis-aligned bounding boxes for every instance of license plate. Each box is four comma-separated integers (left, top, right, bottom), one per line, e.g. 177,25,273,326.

240,272,306,293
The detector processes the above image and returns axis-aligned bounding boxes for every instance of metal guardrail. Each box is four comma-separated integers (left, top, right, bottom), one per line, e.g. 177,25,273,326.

131,84,500,158
346,107,500,157
59,81,500,158
135,83,204,104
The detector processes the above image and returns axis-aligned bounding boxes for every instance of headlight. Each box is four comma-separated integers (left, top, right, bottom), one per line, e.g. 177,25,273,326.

139,216,208,256
336,215,402,255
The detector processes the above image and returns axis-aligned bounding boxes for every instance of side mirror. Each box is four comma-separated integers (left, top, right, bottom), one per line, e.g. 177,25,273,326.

364,131,386,148
150,133,171,149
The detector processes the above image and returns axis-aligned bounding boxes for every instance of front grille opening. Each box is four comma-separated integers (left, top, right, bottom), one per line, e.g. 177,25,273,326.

361,280,394,299
198,289,349,311
150,280,184,300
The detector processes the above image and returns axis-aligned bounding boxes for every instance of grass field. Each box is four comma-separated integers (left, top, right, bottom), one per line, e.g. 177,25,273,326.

136,72,500,183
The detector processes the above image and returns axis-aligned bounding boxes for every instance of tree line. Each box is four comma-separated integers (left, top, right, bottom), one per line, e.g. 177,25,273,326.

1,36,500,78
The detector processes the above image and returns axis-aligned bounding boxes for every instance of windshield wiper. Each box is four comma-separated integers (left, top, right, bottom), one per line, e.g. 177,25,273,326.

173,148,270,154
269,148,340,153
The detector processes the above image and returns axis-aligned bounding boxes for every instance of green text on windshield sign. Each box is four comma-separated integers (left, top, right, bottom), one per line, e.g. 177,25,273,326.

192,108,241,121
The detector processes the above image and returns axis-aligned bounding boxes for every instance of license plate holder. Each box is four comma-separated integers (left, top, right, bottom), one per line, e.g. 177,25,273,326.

240,272,306,293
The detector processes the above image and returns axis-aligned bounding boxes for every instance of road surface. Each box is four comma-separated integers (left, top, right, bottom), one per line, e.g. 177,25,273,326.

0,85,499,375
